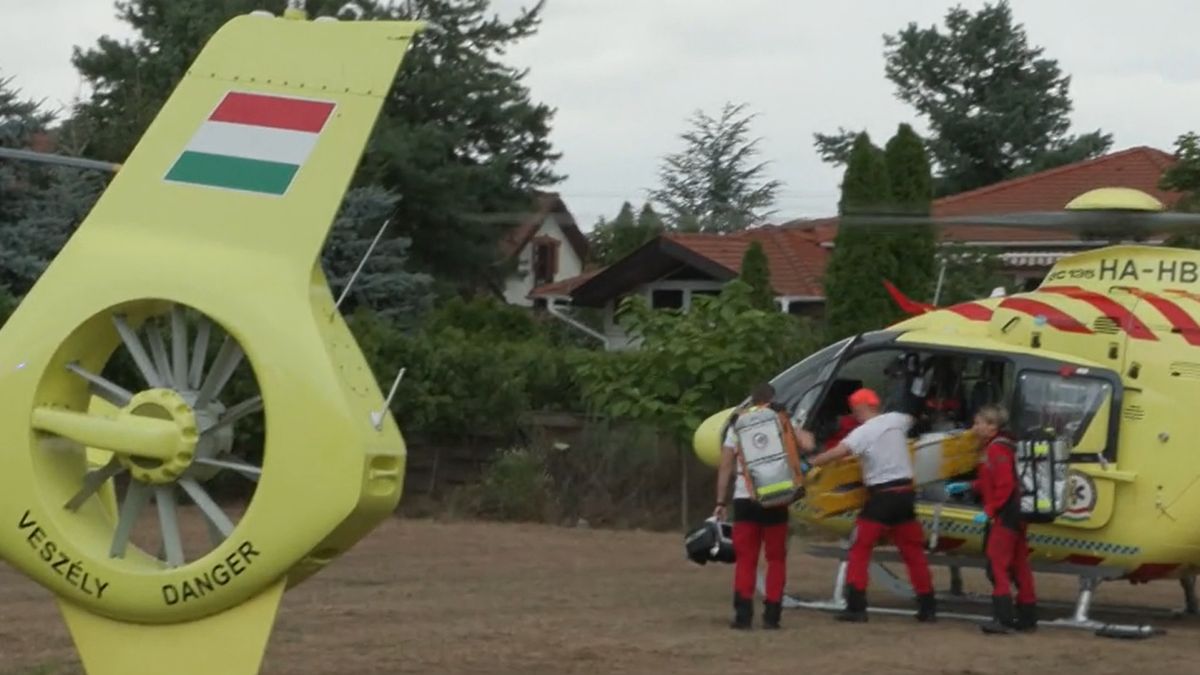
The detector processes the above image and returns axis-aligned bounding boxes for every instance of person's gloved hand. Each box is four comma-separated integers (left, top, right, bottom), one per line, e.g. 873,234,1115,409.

972,512,988,524
944,481,971,495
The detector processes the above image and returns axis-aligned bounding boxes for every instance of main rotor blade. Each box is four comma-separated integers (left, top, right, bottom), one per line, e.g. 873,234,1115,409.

838,210,1200,231
64,457,126,511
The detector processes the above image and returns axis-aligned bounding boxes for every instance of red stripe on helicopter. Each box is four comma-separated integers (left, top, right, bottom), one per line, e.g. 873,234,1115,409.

1064,554,1105,566
999,298,1093,334
1122,289,1200,346
947,302,993,321
1126,563,1180,583
1039,286,1157,340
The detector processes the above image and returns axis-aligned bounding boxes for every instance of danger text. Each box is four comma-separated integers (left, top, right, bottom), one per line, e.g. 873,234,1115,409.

18,510,110,599
162,541,261,605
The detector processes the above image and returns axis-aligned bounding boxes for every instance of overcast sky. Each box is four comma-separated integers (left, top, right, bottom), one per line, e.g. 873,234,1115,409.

5,0,1200,229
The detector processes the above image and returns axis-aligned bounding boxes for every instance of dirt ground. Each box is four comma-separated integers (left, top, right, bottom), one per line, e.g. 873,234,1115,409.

3,516,1200,675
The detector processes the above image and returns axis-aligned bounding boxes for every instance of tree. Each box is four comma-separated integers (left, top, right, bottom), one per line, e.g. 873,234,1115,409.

650,102,782,233
1158,132,1200,249
822,133,900,340
0,73,55,224
814,1,1112,196
738,241,774,311
0,76,107,296
321,186,433,326
884,124,937,302
588,201,663,265
69,0,562,289
574,280,817,443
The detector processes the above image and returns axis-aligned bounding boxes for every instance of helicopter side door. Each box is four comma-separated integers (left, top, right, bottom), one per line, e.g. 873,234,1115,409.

1011,367,1119,530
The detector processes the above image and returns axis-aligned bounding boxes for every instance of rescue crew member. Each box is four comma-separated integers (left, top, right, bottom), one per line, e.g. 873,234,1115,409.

714,382,802,630
798,388,936,623
946,404,1038,633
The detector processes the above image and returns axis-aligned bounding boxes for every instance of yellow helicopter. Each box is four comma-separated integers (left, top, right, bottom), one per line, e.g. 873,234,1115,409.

693,187,1200,637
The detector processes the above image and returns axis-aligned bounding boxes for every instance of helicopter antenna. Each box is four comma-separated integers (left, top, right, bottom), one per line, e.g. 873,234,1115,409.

0,147,120,174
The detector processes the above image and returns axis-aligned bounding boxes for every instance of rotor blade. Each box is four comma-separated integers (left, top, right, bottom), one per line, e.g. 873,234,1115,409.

155,486,185,567
179,478,236,537
146,324,173,390
205,395,263,433
194,336,244,409
64,457,126,511
838,210,1200,231
189,317,212,390
66,362,133,407
110,480,151,559
171,305,188,390
194,456,261,481
113,314,163,388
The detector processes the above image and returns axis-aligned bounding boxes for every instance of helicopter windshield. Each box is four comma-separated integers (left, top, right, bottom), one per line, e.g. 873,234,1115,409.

769,337,853,424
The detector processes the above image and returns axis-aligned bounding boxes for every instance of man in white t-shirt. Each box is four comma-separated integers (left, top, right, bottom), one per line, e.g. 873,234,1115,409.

799,387,936,623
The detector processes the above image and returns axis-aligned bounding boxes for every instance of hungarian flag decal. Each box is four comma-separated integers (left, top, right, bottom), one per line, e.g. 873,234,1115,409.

165,91,336,196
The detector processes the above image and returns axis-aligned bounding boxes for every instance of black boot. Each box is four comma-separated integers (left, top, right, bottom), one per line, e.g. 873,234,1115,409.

1015,603,1038,632
836,587,868,623
763,601,782,630
981,595,1015,634
730,594,752,630
916,592,937,623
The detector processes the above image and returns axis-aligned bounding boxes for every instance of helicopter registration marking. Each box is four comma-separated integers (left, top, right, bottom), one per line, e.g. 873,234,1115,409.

17,510,110,599
1048,259,1200,284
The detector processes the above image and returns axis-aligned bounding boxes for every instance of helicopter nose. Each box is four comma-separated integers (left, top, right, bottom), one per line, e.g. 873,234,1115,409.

693,407,735,468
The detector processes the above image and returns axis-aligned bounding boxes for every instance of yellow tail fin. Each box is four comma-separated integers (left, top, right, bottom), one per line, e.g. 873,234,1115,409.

70,14,420,265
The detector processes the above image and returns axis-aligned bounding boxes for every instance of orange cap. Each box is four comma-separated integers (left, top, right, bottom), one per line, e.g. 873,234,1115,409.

848,388,880,408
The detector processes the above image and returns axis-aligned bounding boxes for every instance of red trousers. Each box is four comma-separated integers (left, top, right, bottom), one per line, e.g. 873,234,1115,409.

986,524,1036,603
846,517,934,595
732,520,788,602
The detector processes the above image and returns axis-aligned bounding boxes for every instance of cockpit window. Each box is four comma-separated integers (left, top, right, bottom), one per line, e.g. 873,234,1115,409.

1014,371,1111,447
769,337,852,416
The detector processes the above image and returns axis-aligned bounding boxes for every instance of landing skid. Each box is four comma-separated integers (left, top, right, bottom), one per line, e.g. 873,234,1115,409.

761,543,1175,638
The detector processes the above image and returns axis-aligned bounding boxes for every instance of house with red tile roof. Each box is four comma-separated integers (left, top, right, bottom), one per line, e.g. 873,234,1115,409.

500,191,589,307
530,146,1182,348
784,146,1181,290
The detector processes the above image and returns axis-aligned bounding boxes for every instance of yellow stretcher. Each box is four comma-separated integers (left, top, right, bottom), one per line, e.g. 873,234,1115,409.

801,430,980,519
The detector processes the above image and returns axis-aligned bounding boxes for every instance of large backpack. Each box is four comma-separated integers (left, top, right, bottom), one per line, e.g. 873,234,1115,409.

730,405,805,508
1012,431,1072,523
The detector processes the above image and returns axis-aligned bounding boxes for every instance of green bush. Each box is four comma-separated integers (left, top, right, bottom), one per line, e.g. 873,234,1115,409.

475,446,555,521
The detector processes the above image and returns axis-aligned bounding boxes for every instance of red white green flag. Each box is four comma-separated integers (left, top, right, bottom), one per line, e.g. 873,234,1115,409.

165,91,336,196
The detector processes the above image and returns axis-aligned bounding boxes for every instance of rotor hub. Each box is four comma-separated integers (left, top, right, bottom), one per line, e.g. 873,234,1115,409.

116,388,199,485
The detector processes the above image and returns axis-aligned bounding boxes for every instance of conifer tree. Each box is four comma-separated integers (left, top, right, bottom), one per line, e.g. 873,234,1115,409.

884,123,937,303
738,241,774,311
823,133,899,339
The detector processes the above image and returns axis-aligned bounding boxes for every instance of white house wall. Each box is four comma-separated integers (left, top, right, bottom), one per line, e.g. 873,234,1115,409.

601,279,728,351
504,214,585,306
